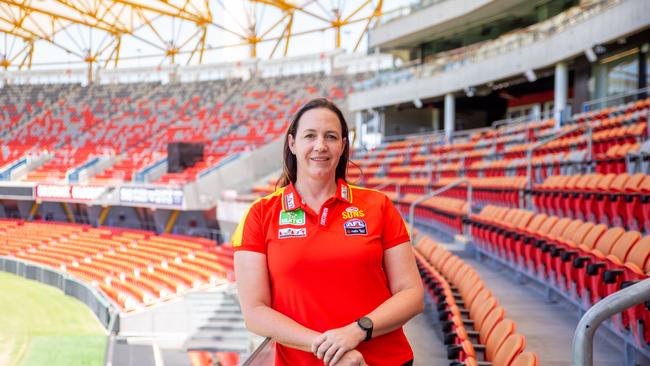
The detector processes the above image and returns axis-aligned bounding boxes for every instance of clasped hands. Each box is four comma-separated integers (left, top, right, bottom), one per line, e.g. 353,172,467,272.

311,322,368,366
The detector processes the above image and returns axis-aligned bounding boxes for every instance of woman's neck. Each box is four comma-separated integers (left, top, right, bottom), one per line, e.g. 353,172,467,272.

294,176,337,212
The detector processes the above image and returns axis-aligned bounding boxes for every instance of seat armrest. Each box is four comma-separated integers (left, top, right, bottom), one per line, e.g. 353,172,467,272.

561,250,578,262
573,256,591,268
586,262,606,276
603,269,624,284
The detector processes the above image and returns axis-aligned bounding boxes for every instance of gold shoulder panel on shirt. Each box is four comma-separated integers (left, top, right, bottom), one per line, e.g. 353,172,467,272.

232,187,284,247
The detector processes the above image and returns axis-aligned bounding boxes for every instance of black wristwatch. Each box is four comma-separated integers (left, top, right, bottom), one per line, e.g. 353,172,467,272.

356,316,373,342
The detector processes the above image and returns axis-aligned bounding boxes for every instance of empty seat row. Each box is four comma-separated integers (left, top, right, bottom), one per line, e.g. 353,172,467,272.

468,205,650,347
0,219,233,311
413,237,538,366
532,173,650,233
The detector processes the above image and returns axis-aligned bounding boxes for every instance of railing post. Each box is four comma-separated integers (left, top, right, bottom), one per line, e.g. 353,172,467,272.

586,124,593,173
573,278,650,366
408,179,472,243
525,125,582,209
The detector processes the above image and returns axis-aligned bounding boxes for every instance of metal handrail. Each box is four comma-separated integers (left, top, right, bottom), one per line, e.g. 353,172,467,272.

243,337,274,366
408,179,472,242
524,123,594,208
573,278,650,366
582,86,650,112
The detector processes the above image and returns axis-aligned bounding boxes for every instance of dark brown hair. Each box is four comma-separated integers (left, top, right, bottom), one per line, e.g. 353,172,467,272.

277,98,350,188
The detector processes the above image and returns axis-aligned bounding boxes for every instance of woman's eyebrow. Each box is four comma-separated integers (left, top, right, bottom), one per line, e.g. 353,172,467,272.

301,129,340,135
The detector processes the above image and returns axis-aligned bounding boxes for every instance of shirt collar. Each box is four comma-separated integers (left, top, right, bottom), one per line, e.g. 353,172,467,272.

282,179,352,211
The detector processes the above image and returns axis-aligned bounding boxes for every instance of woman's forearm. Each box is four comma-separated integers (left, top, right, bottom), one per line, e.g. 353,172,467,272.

246,304,321,352
365,286,424,338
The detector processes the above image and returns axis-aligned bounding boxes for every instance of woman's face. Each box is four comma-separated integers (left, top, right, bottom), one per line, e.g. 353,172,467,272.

289,108,346,182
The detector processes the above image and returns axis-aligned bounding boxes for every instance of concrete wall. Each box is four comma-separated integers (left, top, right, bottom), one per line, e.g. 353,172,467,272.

384,107,434,137
370,0,513,49
352,0,650,112
186,138,283,210
104,206,142,230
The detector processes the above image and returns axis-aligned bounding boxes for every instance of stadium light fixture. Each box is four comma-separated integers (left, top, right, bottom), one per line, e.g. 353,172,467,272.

585,47,597,63
524,69,537,82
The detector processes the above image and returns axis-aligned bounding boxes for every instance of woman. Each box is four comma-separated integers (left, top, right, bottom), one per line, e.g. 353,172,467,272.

233,98,423,366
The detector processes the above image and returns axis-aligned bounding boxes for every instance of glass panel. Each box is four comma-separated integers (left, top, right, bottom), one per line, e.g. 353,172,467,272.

607,52,639,96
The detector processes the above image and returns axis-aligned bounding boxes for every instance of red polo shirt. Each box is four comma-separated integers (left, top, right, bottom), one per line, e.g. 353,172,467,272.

232,179,413,365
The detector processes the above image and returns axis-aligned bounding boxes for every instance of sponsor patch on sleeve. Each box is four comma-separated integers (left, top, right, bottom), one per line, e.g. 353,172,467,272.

343,218,367,236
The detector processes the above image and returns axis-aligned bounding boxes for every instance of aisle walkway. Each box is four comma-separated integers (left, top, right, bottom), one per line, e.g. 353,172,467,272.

403,312,448,365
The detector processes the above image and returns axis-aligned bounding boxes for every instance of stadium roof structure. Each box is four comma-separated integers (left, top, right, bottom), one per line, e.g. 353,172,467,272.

0,0,396,72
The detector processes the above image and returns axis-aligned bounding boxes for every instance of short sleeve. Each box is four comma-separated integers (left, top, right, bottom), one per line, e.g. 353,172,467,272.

381,194,410,250
232,200,267,254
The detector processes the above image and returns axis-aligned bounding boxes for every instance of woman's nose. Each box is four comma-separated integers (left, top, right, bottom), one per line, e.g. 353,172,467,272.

314,137,327,151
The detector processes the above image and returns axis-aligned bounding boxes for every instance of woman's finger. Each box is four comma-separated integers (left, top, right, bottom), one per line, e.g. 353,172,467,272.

323,344,339,365
311,334,326,354
328,347,347,366
316,341,332,359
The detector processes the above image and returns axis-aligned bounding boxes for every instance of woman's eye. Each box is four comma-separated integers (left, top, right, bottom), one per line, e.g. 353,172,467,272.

304,134,314,138
327,135,338,140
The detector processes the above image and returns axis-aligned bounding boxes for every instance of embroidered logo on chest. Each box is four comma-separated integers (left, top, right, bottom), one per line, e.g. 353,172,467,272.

341,206,365,220
279,209,305,226
278,227,307,239
344,218,367,236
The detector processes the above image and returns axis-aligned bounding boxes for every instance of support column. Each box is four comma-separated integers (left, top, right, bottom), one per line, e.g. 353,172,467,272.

354,111,363,149
594,63,608,100
444,93,455,141
432,108,440,132
378,108,385,145
554,62,569,127
639,43,648,99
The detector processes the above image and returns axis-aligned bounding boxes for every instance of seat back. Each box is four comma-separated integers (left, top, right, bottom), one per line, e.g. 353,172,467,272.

514,211,534,227
625,236,650,271
511,352,539,366
485,319,515,361
526,214,549,232
548,218,572,238
560,220,584,241
479,305,506,345
609,174,630,193
580,224,608,251
596,173,616,191
536,216,559,236
471,297,498,331
608,231,642,262
623,173,646,192
564,175,582,190
492,334,526,366
585,174,604,191
591,227,625,255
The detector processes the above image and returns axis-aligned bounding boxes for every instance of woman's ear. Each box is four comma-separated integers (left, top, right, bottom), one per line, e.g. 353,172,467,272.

288,134,296,155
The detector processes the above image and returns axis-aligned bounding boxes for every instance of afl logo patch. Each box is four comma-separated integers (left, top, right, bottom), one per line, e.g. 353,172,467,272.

344,218,367,236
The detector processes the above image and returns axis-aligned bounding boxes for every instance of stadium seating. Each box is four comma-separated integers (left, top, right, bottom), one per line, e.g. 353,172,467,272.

1,74,354,185
467,205,650,346
413,236,538,365
0,219,233,311
532,173,650,233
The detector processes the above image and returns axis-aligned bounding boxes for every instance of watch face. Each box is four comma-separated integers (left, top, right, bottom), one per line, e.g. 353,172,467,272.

359,317,373,330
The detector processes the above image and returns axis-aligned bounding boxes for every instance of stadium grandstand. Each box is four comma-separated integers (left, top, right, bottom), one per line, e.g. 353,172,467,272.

1,0,650,365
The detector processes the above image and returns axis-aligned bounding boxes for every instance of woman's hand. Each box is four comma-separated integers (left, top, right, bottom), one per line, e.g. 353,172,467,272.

331,349,367,366
312,323,366,365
